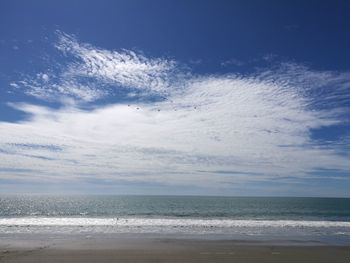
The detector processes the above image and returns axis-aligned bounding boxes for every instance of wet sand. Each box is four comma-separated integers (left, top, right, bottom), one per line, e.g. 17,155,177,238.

0,236,350,263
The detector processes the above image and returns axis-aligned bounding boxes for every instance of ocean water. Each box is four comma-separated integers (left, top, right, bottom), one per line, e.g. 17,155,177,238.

1,195,350,244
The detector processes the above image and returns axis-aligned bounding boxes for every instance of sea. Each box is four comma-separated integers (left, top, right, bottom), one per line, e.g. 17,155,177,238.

1,195,350,245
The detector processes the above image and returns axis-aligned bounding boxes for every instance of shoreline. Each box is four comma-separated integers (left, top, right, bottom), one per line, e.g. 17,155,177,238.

1,236,350,263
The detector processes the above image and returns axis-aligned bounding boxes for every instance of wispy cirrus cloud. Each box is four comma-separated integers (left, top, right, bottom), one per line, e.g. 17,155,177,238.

2,32,350,193
14,31,180,102
56,32,179,92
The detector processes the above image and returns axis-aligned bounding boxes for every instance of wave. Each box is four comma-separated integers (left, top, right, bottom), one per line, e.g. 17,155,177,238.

1,217,350,228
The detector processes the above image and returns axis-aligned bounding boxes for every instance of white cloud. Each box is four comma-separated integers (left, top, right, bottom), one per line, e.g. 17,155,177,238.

221,58,245,67
57,32,178,92
2,32,350,191
40,73,50,82
1,77,350,187
13,31,180,102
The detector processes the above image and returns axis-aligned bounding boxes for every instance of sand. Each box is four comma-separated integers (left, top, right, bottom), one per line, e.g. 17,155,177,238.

0,236,349,263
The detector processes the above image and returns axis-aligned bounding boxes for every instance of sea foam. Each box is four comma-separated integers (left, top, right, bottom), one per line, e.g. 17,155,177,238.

1,217,350,227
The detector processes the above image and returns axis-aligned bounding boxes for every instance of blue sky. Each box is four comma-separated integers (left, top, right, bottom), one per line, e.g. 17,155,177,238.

0,0,350,196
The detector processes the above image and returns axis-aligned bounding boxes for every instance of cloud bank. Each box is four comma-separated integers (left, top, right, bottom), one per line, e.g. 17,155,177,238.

2,32,350,193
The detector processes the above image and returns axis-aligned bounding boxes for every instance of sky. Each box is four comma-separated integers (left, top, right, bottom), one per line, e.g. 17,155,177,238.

0,0,350,196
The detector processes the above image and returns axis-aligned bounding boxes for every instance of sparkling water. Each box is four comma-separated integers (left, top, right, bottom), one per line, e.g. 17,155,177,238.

1,195,350,244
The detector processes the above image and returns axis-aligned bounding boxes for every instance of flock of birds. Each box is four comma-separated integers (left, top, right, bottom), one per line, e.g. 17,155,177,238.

127,104,197,112
124,94,199,112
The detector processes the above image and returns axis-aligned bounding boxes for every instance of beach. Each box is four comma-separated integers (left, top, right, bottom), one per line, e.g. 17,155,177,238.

1,236,350,263
1,196,350,262
2,0,350,261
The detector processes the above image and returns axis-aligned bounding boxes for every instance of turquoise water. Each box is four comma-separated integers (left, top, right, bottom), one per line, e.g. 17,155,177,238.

1,195,350,244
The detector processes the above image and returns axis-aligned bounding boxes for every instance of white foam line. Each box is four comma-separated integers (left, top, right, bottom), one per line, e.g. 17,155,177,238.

0,218,350,228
